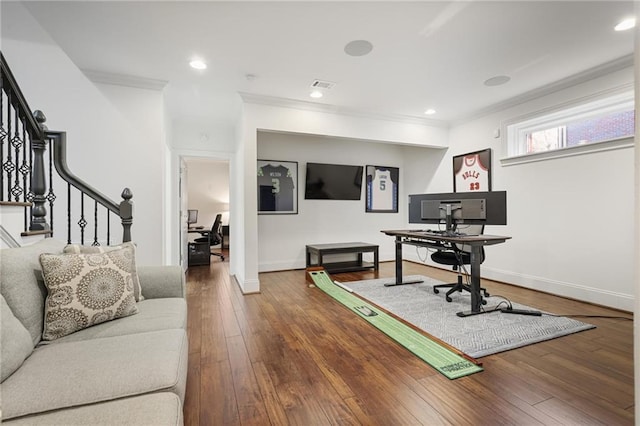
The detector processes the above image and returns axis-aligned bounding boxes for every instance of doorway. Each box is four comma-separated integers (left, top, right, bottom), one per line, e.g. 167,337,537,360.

180,157,230,269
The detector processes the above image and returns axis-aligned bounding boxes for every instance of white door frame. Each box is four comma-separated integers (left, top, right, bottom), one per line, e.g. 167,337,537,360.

169,149,233,271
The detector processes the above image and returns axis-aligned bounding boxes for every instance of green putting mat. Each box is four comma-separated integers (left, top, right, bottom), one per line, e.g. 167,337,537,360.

309,270,483,379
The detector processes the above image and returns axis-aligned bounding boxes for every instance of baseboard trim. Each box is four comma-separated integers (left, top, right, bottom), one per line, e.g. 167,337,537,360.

259,260,301,273
481,266,633,312
0,225,20,248
403,253,633,311
260,254,633,311
233,274,260,294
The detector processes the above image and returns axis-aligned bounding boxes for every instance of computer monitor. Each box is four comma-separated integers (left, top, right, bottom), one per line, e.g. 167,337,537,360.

408,191,507,234
187,209,198,225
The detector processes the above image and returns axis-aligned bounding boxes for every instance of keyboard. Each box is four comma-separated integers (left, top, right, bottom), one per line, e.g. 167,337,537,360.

413,229,478,237
418,229,446,235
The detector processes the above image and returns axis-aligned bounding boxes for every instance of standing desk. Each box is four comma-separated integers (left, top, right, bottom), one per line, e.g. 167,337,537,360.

381,229,511,317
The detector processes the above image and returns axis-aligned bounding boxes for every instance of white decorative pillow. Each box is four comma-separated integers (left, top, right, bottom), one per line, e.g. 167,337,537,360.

63,241,143,301
39,247,139,341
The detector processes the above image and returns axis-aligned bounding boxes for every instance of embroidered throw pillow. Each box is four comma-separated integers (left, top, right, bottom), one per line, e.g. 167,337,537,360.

39,247,139,341
63,241,143,301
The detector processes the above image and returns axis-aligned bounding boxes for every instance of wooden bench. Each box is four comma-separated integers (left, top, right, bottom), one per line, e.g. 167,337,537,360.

305,242,379,273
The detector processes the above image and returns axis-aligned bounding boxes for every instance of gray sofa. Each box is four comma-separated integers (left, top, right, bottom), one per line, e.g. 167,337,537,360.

0,238,188,425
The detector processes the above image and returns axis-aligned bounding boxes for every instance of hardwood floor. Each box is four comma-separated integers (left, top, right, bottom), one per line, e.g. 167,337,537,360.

184,258,634,425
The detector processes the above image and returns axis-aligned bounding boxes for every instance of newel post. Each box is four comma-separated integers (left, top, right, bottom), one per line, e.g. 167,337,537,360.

29,110,50,232
119,187,133,242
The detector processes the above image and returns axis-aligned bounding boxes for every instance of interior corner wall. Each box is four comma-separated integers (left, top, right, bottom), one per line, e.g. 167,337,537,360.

633,6,639,416
257,132,441,271
90,83,166,265
241,101,450,289
162,107,174,265
410,66,635,311
1,3,166,264
234,108,259,293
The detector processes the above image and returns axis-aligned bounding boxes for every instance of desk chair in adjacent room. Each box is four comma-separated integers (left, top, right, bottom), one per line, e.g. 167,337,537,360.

194,213,225,261
432,224,489,303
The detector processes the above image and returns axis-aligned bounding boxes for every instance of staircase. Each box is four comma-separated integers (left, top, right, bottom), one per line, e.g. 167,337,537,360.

0,52,133,247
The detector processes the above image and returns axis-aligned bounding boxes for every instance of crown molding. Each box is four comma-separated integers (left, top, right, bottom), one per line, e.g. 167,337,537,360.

453,54,634,126
82,69,168,91
238,92,449,128
241,53,632,130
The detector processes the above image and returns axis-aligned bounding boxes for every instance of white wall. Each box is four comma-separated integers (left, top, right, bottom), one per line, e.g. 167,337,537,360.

1,3,166,265
257,132,445,271
249,66,635,310
185,159,230,228
171,118,236,153
412,66,635,310
90,82,167,264
166,118,236,268
5,1,634,310
240,101,450,292
632,8,639,416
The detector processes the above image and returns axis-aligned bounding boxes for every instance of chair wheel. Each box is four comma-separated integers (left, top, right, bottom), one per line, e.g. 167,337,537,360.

483,291,490,297
433,288,440,294
481,299,487,305
446,296,452,302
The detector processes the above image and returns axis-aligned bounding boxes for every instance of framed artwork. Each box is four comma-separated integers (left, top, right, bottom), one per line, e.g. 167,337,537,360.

365,165,399,213
453,148,492,193
257,160,298,214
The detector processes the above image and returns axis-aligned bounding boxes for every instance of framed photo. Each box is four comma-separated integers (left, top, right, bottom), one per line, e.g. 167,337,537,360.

365,165,399,213
453,148,492,193
257,160,298,214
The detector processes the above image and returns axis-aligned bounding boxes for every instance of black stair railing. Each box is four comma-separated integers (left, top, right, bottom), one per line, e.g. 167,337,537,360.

1,52,133,244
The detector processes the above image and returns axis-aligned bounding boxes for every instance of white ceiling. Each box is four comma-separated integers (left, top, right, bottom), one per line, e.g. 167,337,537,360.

10,1,637,127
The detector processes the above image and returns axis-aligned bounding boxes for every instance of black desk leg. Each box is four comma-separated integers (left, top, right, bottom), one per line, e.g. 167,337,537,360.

456,244,497,317
384,236,423,287
470,245,482,313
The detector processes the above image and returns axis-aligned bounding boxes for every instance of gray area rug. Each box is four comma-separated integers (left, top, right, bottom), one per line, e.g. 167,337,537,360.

343,275,595,358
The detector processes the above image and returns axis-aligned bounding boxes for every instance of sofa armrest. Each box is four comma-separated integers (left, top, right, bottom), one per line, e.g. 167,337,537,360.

137,266,185,299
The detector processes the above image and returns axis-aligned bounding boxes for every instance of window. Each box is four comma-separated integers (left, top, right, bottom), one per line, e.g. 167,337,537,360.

503,89,635,164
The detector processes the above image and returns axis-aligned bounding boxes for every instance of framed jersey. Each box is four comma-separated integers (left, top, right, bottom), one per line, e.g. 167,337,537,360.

453,148,492,193
365,165,399,213
257,160,298,214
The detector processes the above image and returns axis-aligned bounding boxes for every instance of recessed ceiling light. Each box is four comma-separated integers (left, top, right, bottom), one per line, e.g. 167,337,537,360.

189,60,207,70
310,90,323,99
615,17,636,31
424,109,436,115
344,40,374,57
484,75,511,87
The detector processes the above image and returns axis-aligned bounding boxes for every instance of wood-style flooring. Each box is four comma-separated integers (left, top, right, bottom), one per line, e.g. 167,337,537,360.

184,257,634,425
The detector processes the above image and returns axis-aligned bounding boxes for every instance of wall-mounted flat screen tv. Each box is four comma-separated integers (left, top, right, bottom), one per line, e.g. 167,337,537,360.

304,162,364,200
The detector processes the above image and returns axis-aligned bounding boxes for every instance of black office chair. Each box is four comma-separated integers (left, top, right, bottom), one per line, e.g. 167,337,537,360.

194,213,225,261
432,224,489,303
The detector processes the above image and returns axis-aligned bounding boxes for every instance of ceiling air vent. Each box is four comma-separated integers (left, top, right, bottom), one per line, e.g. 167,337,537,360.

310,79,336,90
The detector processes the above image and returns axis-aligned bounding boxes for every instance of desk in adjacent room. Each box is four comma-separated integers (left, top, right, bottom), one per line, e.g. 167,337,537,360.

381,229,511,317
187,227,209,266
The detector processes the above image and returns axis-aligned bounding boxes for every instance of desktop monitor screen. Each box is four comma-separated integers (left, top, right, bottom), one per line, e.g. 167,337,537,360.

187,209,198,224
420,199,486,221
408,191,507,229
